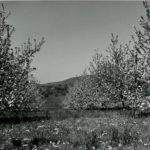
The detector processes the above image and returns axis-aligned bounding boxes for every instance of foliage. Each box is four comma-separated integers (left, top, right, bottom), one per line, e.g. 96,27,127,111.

89,36,130,108
64,35,130,109
0,4,44,111
63,74,102,110
129,0,150,110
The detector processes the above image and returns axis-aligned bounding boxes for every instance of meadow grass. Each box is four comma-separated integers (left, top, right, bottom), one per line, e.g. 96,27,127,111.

0,110,150,150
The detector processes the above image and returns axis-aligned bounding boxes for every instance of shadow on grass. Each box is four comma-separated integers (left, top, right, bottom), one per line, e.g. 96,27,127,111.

0,107,150,124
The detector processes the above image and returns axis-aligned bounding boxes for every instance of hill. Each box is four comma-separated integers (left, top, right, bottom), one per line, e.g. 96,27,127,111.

39,76,80,110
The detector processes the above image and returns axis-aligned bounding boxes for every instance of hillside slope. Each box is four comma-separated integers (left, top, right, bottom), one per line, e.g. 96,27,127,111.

39,76,80,110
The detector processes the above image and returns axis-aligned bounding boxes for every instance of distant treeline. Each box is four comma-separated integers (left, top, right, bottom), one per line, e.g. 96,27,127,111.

39,84,68,98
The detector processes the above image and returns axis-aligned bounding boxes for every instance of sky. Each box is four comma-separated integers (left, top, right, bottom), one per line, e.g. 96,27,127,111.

2,1,146,83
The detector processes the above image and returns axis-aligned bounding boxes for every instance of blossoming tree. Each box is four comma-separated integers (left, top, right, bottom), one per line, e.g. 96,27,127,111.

0,4,44,111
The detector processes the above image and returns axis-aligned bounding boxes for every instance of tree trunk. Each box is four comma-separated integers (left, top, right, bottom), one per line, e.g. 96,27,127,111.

122,100,125,108
120,90,126,108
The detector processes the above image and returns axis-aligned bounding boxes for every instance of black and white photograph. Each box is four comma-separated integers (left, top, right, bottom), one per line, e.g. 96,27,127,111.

0,0,150,149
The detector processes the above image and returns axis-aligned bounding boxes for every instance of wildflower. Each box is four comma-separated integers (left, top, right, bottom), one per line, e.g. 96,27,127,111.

54,128,59,134
52,142,59,148
57,140,60,144
32,145,37,150
25,129,30,132
108,145,112,150
37,125,45,129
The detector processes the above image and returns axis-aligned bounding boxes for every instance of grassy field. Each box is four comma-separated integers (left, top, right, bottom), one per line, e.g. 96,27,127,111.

1,110,150,150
